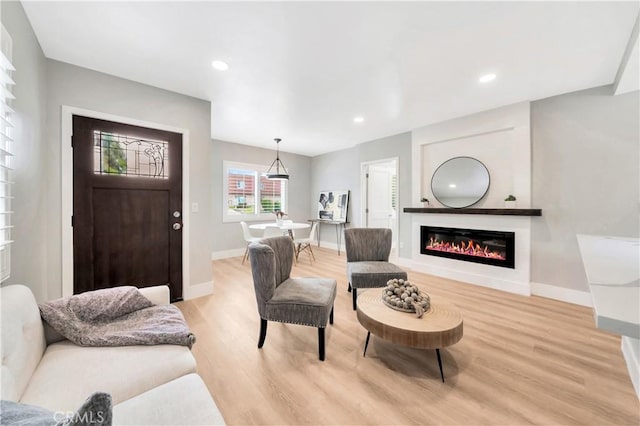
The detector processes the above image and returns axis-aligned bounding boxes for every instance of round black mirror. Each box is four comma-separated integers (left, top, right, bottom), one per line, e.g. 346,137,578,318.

431,157,490,208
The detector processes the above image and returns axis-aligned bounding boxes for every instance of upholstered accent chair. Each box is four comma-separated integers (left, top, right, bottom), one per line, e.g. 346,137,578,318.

249,236,337,361
344,228,408,310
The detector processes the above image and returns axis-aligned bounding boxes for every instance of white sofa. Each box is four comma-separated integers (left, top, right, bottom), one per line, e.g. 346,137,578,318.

0,284,225,425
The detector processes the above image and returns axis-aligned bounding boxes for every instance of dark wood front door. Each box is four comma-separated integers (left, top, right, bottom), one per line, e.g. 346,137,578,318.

73,115,183,300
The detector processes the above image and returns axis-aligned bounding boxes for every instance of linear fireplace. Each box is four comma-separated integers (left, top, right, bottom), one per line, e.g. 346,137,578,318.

420,226,515,269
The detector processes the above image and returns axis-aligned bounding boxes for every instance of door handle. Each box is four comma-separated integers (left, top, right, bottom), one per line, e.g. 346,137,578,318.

172,223,182,231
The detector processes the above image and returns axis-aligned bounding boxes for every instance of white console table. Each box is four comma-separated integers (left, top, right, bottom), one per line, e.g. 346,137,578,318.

577,234,639,398
308,219,347,256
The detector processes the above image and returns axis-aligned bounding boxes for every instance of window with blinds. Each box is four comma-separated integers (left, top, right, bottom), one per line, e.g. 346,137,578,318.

222,160,287,222
0,25,15,282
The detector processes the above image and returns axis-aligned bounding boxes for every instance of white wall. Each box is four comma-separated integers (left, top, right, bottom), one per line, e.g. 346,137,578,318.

358,132,412,258
413,102,531,208
310,146,359,251
45,60,213,300
406,88,639,303
310,132,413,258
211,139,312,255
410,103,533,295
1,1,49,302
531,86,640,292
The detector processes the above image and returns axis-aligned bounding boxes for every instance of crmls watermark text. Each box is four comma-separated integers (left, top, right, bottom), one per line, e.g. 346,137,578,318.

54,411,106,424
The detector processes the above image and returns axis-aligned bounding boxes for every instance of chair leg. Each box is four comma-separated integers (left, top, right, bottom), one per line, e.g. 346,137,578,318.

308,244,315,263
258,319,267,348
352,288,358,310
348,282,352,293
329,306,334,325
318,327,325,361
242,245,249,264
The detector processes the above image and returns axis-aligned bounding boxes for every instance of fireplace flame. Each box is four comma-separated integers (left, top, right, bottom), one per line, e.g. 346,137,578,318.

427,237,506,260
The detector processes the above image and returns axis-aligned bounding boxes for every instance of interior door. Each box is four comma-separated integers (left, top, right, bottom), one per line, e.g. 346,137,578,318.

72,116,183,301
366,164,394,229
365,161,398,249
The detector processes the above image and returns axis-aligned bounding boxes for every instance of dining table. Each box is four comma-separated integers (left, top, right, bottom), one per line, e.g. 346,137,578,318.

249,222,311,239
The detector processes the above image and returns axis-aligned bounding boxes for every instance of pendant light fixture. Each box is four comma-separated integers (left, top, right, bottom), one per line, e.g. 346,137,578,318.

266,138,289,180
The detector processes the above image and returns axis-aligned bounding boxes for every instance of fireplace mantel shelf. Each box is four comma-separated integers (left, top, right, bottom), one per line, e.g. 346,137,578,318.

403,207,542,216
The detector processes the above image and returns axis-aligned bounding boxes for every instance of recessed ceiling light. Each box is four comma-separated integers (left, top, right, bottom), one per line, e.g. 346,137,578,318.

449,183,457,188
479,73,496,83
211,60,229,71
353,116,365,123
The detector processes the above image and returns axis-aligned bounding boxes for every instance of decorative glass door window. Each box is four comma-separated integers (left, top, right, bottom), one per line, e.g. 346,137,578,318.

93,131,169,178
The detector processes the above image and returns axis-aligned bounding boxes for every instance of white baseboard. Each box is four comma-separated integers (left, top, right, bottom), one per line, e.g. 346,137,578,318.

622,336,640,399
183,280,213,300
410,261,531,296
211,248,245,260
530,282,592,307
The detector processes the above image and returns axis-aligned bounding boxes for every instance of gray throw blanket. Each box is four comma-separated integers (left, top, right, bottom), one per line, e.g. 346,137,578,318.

39,286,195,348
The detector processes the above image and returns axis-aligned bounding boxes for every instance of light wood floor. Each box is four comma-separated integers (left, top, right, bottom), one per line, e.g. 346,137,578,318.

177,247,640,425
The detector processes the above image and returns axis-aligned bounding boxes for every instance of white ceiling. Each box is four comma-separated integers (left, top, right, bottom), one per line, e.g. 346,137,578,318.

22,1,639,156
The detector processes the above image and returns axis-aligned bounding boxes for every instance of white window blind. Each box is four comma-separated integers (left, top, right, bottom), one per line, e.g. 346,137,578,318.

0,25,15,282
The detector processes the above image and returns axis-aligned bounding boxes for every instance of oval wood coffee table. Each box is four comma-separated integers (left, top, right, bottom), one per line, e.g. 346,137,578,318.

356,288,463,382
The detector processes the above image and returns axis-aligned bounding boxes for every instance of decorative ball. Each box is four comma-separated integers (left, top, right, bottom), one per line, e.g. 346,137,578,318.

381,278,431,314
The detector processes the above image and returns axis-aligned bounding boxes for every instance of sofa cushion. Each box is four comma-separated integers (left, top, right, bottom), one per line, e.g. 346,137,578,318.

20,341,196,412
0,285,46,402
138,285,170,306
112,374,225,425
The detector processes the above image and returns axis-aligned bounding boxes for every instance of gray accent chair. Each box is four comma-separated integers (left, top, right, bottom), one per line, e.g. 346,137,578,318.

344,228,408,310
248,236,337,361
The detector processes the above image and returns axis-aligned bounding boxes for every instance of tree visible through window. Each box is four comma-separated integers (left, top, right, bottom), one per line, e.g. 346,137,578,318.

101,133,127,174
260,175,282,213
93,131,169,178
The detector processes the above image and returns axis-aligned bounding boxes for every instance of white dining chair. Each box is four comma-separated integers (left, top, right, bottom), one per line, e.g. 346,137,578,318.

282,220,295,238
240,221,261,265
293,222,318,264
